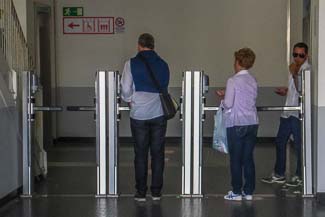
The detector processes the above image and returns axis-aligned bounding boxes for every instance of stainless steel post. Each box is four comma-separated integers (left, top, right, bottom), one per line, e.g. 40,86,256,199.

108,71,119,197
302,70,313,196
192,71,203,196
181,71,192,196
96,71,107,197
22,71,33,197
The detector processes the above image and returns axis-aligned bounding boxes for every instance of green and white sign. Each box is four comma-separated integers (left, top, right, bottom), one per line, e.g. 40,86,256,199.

63,7,83,16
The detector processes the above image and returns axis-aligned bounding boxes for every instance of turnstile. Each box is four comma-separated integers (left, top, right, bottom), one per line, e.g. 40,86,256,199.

22,69,313,198
21,71,63,197
66,70,124,197
191,70,314,197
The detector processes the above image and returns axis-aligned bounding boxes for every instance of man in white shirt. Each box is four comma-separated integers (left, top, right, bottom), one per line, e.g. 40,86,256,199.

261,42,311,187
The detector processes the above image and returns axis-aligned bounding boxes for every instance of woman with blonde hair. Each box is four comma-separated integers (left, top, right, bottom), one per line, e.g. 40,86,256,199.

216,48,259,201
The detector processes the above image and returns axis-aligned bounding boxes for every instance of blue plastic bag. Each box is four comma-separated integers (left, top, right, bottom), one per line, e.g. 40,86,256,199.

212,105,228,154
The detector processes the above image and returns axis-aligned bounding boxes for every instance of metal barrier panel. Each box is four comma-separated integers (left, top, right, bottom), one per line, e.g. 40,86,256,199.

96,71,107,196
302,70,313,196
21,71,62,197
108,71,119,196
182,71,192,196
22,71,33,196
192,71,203,196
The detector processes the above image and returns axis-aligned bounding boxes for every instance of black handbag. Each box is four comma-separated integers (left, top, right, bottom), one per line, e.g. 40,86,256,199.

138,54,179,120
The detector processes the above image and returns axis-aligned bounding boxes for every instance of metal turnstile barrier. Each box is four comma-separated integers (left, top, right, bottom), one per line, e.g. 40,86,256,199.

22,71,63,197
106,70,130,197
181,71,193,196
22,69,312,198
66,70,129,197
191,70,313,197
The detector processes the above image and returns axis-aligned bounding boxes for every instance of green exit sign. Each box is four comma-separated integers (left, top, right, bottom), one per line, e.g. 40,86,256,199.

63,7,83,16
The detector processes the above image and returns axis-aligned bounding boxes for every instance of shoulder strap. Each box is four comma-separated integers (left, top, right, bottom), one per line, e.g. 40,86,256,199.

137,54,163,93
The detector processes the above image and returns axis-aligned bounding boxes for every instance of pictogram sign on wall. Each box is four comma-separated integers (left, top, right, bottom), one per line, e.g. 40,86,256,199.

63,17,114,34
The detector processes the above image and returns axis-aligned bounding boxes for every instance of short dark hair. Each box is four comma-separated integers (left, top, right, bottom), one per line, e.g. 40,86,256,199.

234,48,256,69
138,33,155,49
293,42,308,54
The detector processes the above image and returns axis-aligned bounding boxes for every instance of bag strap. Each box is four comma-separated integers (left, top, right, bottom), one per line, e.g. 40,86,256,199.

138,54,164,94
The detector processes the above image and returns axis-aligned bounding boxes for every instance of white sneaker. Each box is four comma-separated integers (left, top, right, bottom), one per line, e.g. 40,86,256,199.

224,191,242,201
242,192,253,201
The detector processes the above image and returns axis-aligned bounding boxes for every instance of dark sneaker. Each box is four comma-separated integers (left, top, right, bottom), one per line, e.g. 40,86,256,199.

151,193,161,201
261,174,286,184
134,193,146,202
285,176,302,187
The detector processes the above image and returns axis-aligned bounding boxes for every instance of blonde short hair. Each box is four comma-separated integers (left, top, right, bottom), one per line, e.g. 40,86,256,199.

234,48,256,69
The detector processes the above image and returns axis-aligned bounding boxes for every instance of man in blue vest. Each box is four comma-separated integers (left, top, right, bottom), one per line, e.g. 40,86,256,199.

121,33,170,202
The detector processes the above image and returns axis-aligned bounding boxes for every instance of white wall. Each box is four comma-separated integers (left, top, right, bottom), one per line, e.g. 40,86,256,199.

54,0,306,138
56,0,291,88
313,0,325,193
318,1,325,107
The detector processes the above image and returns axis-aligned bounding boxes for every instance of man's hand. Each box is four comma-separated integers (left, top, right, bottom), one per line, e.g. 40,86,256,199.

275,87,288,96
215,89,225,99
289,63,300,76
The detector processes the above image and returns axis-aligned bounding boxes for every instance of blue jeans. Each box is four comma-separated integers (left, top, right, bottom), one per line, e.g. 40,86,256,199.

227,125,258,195
130,116,167,195
274,116,301,177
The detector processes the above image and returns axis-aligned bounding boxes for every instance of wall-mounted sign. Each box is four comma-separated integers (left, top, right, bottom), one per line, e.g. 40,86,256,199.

114,17,125,33
63,17,114,34
63,7,83,16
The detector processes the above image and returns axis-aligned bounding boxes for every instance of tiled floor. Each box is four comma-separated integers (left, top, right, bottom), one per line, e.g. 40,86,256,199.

1,196,324,217
1,142,324,217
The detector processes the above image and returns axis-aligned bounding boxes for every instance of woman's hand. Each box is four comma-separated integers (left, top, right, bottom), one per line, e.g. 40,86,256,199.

215,89,225,99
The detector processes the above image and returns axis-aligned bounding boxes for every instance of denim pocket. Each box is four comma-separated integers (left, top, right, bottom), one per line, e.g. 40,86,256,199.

235,126,248,137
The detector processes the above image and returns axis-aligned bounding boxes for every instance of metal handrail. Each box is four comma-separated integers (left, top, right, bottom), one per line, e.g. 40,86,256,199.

204,105,301,112
34,106,63,112
0,0,33,72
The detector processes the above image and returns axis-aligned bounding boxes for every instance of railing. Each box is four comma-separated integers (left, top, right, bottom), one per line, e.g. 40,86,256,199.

0,0,33,73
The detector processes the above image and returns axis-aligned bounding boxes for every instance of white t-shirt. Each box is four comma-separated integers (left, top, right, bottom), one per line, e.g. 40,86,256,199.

281,60,311,118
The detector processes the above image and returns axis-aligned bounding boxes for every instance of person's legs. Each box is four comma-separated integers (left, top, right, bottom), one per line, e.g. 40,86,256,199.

227,126,244,195
148,116,167,196
130,118,150,196
242,125,258,195
274,117,292,177
285,116,303,188
290,116,302,178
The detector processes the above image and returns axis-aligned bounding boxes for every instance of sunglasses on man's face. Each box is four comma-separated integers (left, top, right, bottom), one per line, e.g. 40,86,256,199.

292,52,306,58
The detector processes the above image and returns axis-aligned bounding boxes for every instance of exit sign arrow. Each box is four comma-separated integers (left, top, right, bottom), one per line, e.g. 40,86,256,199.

68,22,80,29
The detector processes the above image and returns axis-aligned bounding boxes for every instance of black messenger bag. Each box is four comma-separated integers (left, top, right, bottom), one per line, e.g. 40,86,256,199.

138,55,179,120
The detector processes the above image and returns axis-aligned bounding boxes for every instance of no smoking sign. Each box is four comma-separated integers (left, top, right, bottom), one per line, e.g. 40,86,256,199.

115,17,125,27
115,17,125,33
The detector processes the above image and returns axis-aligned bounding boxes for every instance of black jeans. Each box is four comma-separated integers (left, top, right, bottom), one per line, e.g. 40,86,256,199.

227,125,258,195
274,116,301,177
130,116,167,195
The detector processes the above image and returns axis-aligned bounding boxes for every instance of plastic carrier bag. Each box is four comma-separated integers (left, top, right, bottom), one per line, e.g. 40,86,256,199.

212,105,228,154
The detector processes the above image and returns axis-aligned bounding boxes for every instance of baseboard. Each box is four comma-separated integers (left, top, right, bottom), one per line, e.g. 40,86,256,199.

0,187,22,208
